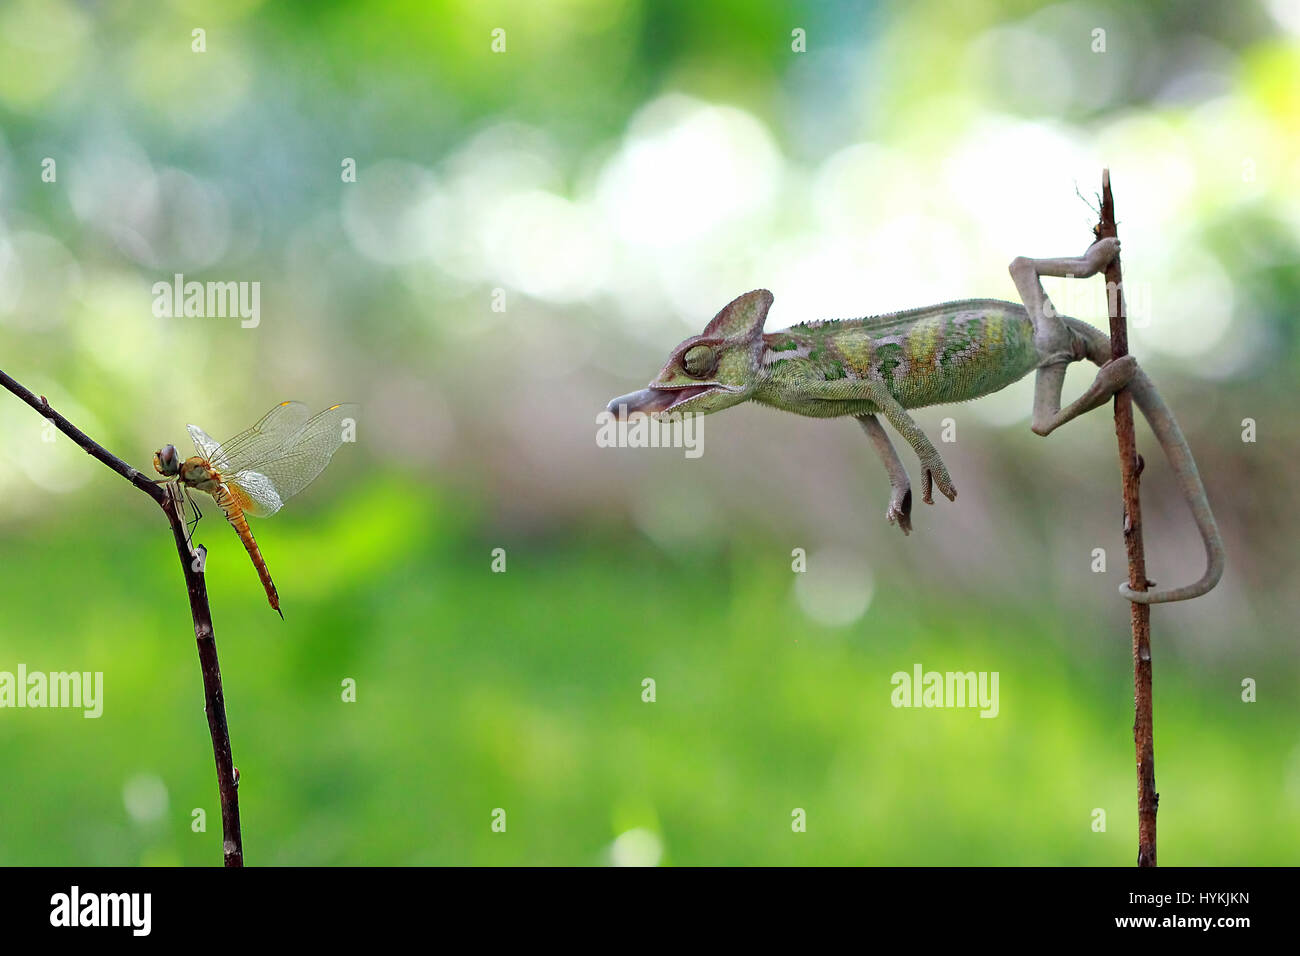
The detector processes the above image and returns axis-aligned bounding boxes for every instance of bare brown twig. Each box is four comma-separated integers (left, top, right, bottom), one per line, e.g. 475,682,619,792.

0,368,243,867
1095,170,1157,867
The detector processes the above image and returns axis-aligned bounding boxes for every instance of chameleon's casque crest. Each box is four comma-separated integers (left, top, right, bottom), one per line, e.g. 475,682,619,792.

702,289,773,340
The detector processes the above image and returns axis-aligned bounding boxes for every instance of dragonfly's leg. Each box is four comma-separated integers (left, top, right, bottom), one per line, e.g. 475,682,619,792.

182,488,203,548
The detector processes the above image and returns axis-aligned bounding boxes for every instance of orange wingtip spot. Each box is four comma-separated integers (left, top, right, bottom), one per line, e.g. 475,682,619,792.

328,404,342,410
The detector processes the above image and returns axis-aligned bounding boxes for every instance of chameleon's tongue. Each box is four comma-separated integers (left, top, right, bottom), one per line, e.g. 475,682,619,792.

606,386,711,418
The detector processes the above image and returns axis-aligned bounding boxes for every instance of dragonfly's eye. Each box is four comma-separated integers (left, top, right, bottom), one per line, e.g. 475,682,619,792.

153,444,180,477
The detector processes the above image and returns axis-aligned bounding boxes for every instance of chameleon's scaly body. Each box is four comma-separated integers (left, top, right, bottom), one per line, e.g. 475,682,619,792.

755,300,1038,417
608,238,1224,605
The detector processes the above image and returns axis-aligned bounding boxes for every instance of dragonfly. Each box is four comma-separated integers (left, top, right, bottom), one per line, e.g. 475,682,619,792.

152,401,358,617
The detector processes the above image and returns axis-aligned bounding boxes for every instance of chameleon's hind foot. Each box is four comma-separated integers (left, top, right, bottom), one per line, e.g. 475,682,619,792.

1033,354,1140,436
886,486,913,535
920,457,957,505
1084,237,1121,274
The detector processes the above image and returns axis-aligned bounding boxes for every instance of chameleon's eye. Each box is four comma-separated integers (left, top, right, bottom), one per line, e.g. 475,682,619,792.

683,345,716,378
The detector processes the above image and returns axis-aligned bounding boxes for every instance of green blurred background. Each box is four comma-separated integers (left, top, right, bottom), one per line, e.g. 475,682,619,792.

0,0,1297,865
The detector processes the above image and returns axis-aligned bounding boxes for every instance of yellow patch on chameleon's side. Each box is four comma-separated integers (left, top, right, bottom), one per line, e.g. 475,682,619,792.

905,315,944,367
984,312,1005,348
834,330,876,375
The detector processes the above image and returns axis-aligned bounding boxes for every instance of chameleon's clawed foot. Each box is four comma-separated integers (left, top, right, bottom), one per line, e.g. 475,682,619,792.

1084,237,1121,274
1078,353,1140,408
886,486,913,535
1099,353,1139,383
920,458,957,505
1033,354,1141,436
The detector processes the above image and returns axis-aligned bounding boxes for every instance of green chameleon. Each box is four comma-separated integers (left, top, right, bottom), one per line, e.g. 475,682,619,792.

608,238,1223,604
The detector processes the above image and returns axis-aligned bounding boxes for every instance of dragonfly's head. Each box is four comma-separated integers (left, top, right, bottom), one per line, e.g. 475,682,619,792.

606,290,773,419
153,443,181,478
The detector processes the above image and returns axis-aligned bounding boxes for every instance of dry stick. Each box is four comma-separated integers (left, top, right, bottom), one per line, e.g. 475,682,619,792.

0,368,244,867
1095,170,1157,867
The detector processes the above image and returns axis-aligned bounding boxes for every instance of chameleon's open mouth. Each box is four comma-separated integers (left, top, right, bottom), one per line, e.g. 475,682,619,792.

606,384,719,418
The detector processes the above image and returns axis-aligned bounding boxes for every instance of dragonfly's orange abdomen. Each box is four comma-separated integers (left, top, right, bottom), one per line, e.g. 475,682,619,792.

213,483,281,616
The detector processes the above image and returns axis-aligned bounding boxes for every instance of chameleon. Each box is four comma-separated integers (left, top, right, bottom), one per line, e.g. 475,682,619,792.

607,238,1223,604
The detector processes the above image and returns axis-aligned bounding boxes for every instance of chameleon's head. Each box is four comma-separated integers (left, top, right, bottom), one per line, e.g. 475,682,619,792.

606,290,773,419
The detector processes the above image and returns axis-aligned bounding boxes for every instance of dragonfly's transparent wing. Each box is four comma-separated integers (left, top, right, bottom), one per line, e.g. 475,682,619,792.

205,402,312,474
225,404,358,517
187,424,226,468
224,469,287,518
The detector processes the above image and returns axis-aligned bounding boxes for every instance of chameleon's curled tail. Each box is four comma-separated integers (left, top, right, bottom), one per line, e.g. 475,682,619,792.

1125,371,1225,603
1064,317,1224,604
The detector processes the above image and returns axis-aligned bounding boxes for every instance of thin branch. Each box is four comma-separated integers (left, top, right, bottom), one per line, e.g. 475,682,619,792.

1095,171,1157,867
0,368,243,867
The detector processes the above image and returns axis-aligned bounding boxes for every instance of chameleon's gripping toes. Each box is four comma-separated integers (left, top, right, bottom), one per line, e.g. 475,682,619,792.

608,238,1223,604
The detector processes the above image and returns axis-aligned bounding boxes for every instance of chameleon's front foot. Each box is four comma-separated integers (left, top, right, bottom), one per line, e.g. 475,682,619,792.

920,456,957,505
886,485,913,535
